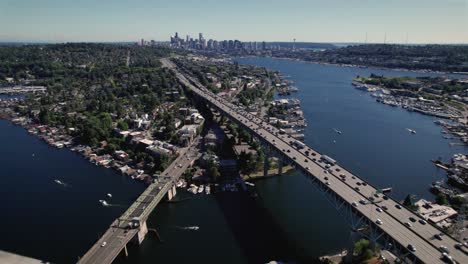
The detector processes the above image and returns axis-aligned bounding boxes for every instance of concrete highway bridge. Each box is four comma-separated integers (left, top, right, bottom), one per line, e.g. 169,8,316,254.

77,138,201,264
161,58,468,264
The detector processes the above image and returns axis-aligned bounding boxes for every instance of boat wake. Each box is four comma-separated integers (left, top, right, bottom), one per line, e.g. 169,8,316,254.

332,128,342,134
172,225,200,231
54,179,70,187
98,200,121,207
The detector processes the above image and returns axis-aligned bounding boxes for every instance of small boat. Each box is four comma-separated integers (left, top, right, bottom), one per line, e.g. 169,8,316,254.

333,128,342,134
54,179,63,185
107,193,112,198
99,200,109,206
197,185,204,193
183,226,199,231
406,128,417,134
188,185,198,194
245,181,255,187
205,185,211,195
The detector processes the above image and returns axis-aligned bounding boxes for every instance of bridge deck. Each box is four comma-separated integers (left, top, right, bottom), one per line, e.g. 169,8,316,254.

162,58,468,264
77,140,201,264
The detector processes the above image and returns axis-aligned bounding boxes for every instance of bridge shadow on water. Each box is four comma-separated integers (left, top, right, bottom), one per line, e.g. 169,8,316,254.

212,188,316,264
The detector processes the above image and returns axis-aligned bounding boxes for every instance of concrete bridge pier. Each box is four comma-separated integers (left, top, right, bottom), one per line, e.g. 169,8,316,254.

264,154,270,177
132,220,148,245
167,184,177,200
278,158,283,175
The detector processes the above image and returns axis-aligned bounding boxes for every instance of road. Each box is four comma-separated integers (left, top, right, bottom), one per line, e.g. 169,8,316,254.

162,58,468,264
77,138,201,264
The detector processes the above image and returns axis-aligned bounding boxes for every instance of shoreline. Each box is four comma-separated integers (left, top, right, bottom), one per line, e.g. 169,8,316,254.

350,80,467,146
0,113,156,184
234,55,467,76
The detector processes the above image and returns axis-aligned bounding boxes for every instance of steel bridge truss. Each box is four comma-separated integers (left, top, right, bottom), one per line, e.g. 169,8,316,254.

204,99,421,264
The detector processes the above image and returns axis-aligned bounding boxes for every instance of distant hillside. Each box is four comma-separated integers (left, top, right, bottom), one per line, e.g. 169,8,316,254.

267,42,337,50
270,44,468,72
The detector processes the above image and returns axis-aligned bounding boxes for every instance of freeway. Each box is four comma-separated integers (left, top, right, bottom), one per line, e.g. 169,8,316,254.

162,58,468,264
77,138,201,264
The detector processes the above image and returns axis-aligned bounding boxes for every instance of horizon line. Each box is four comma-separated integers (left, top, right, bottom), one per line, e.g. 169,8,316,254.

1,40,468,46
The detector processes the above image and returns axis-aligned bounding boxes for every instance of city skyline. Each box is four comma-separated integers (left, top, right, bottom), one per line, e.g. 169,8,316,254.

1,0,468,44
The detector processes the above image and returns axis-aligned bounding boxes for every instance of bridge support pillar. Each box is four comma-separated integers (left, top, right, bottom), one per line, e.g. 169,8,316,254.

167,188,173,201
132,220,148,245
278,158,283,175
123,244,129,257
167,184,177,201
263,154,270,177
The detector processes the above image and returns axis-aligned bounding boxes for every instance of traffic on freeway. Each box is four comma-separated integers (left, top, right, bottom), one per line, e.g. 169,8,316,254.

77,139,201,264
163,58,468,264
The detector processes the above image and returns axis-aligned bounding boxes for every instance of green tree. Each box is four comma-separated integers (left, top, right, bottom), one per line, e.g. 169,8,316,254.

117,120,129,130
450,196,465,210
104,143,118,154
403,194,419,211
38,108,51,124
353,239,375,261
238,151,258,176
208,166,220,181
436,193,449,205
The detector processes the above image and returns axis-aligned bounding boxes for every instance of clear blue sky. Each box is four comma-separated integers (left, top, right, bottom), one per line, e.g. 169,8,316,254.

1,0,467,44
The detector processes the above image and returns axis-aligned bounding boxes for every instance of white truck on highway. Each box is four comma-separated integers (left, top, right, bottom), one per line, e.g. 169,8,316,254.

321,155,337,165
293,140,306,149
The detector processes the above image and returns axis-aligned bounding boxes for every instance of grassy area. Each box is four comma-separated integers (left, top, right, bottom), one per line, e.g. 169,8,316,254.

241,164,295,179
445,100,466,111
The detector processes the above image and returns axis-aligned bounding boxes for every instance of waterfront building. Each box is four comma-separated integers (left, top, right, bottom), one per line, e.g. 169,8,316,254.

415,199,458,229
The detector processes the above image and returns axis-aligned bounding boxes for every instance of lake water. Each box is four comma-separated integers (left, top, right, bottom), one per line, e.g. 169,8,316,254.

0,120,144,263
1,58,466,264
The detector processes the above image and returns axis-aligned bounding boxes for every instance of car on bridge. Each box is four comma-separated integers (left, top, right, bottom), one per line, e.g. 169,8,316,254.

407,244,416,252
442,253,456,264
439,245,450,253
